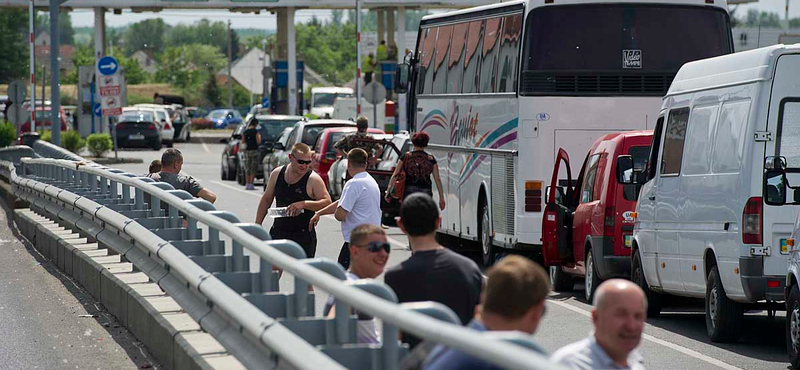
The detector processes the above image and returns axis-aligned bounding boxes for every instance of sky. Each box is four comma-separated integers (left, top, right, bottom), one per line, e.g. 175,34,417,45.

68,1,800,29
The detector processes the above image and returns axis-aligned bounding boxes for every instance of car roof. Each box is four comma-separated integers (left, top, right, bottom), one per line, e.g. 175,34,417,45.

254,114,304,121
312,87,354,94
304,119,357,126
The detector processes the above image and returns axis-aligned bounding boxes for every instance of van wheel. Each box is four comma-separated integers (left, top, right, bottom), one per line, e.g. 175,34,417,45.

550,266,574,292
706,265,743,342
787,285,800,369
632,250,663,317
479,202,494,266
585,249,602,302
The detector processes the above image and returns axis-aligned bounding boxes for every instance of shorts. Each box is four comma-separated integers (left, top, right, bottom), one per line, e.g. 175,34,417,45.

245,150,260,177
269,227,317,258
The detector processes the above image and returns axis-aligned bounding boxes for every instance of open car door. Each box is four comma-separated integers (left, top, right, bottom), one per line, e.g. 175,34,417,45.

542,148,575,266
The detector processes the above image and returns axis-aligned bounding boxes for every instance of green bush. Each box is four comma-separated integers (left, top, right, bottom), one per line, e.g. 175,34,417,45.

0,123,16,147
87,133,113,157
39,130,52,142
61,130,86,154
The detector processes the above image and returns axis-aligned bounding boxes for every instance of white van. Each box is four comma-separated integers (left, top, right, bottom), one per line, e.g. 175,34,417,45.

628,44,800,343
309,87,353,118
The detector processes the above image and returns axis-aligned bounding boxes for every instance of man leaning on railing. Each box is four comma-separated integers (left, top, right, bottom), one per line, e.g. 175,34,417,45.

148,148,217,204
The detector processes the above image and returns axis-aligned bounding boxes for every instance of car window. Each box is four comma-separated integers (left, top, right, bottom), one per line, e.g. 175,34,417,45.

258,119,300,143
580,154,601,203
234,124,246,136
278,128,292,145
119,111,154,122
302,126,328,146
286,127,299,146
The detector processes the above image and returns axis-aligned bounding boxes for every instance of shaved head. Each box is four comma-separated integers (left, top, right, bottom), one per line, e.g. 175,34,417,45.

591,279,647,365
593,279,647,312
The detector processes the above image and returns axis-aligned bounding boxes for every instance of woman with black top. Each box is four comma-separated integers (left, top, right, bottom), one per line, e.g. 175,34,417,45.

385,131,446,210
243,120,262,190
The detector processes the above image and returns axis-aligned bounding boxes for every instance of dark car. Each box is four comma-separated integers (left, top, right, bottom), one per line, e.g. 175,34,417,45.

221,114,303,184
115,110,161,150
262,119,357,179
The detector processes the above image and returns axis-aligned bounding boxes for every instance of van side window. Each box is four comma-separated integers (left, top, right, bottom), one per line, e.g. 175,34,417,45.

660,108,690,175
712,100,750,173
682,104,720,175
777,100,800,168
581,154,601,203
646,116,664,180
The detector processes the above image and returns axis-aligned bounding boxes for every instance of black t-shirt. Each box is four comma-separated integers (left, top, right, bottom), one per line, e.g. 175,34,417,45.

385,248,483,325
243,128,259,151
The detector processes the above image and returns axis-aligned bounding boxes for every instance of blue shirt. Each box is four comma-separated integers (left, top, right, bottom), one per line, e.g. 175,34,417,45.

422,321,547,370
551,336,646,370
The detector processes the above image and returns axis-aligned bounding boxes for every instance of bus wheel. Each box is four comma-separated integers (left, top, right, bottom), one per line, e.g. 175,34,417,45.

706,265,743,342
550,266,574,292
479,202,493,266
787,285,800,369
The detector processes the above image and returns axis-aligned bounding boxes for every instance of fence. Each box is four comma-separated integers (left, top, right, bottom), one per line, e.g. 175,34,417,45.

0,152,561,370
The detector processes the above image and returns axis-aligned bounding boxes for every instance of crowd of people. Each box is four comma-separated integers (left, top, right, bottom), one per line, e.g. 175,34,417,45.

142,117,649,370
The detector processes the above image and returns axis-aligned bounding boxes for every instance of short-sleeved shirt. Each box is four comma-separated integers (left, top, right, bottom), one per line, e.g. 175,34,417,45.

403,150,437,188
551,337,646,370
384,248,483,345
334,132,380,155
148,171,203,197
243,128,259,151
338,171,381,242
324,271,380,344
421,321,547,370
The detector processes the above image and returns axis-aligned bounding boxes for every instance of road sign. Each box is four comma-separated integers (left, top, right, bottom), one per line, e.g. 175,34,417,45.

262,96,269,108
93,103,102,117
8,80,26,104
101,96,122,116
364,81,386,105
98,74,121,96
97,56,118,76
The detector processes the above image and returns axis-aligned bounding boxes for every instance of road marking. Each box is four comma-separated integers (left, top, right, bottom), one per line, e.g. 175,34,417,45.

201,142,211,153
547,299,744,370
387,237,407,248
209,180,262,198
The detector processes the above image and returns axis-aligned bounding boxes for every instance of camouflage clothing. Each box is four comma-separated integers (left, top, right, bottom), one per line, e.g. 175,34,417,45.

334,132,380,155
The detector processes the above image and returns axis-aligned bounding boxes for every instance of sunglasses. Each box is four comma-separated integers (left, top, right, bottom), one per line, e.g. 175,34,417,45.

294,157,312,165
362,241,391,254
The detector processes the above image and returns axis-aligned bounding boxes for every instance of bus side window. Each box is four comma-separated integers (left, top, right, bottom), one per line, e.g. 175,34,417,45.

419,27,438,95
498,14,523,93
432,25,454,94
462,20,484,94
447,22,469,94
480,17,502,94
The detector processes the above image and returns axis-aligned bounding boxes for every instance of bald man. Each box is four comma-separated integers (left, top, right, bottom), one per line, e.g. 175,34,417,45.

551,279,647,370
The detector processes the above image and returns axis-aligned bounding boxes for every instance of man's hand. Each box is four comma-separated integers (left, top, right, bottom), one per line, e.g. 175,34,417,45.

287,200,306,217
309,212,321,231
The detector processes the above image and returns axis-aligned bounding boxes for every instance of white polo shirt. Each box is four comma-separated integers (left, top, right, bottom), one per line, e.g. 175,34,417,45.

338,171,381,242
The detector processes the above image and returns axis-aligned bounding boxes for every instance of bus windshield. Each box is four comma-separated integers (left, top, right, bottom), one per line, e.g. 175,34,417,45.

520,5,731,95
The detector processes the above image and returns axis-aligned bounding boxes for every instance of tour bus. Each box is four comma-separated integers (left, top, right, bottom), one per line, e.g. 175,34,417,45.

395,0,733,265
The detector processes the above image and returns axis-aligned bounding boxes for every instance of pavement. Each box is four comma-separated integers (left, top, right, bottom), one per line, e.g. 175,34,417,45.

0,196,159,369
111,142,792,370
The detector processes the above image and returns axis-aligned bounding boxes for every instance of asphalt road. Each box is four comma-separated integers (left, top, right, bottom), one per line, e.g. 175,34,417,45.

0,195,158,369
113,142,791,370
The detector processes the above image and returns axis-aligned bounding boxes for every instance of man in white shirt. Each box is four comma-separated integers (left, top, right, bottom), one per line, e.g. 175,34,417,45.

310,148,381,269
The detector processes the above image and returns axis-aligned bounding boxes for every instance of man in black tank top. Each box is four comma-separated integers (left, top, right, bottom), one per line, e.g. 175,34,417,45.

255,143,332,258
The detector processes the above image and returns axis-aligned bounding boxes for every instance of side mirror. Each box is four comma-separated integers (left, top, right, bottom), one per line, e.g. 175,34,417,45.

273,142,285,151
395,63,410,94
766,156,787,171
765,170,787,205
325,152,336,161
617,155,635,184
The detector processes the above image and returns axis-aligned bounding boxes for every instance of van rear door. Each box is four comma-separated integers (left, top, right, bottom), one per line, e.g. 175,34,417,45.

763,53,800,277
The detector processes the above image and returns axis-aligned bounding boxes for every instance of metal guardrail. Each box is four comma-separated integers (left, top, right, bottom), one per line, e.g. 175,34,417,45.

5,156,561,370
32,140,87,162
0,145,40,166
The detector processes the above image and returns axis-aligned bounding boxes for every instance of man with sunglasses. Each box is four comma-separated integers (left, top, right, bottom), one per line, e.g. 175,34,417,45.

324,224,390,344
256,143,332,258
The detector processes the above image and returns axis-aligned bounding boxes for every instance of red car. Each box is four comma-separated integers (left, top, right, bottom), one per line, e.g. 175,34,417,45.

20,106,68,133
542,130,652,301
311,127,384,187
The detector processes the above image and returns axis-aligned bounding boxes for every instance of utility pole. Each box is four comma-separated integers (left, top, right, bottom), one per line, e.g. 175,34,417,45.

356,0,362,115
227,20,233,110
50,0,61,145
29,0,35,132
262,38,267,98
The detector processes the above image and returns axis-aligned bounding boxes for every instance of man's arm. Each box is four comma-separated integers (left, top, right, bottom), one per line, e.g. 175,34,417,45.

197,188,217,204
305,173,332,211
255,167,281,225
309,199,339,230
334,206,348,221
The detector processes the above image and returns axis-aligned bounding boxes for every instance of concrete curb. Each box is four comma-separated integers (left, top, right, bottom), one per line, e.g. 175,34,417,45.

11,206,245,370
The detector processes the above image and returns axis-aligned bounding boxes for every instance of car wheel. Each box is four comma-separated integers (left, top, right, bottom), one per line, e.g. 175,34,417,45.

479,200,494,267
152,139,161,151
221,155,233,180
787,285,800,369
706,265,743,342
237,163,246,185
632,249,662,317
550,265,574,292
166,140,173,148
185,130,191,142
585,249,603,302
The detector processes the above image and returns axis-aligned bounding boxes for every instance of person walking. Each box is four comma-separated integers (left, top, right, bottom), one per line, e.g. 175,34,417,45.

149,149,217,204
385,193,482,346
309,148,381,269
334,116,383,165
363,52,376,84
551,279,648,370
256,143,331,259
385,131,445,210
420,255,550,370
243,120,262,190
324,224,390,344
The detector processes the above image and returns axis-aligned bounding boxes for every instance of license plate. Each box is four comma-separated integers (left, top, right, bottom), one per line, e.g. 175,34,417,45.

624,235,633,248
128,134,145,140
781,238,789,253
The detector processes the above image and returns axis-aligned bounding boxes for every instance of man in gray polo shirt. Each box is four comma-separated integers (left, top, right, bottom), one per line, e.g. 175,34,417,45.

149,148,217,204
551,279,647,370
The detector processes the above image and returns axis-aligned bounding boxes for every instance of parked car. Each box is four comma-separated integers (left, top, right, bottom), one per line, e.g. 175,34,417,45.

262,119,357,180
115,110,161,150
20,106,68,133
130,104,174,147
207,109,243,129
542,130,652,301
220,114,303,184
326,133,397,202
312,127,385,188
167,104,191,142
244,104,272,124
261,127,294,190
375,132,411,223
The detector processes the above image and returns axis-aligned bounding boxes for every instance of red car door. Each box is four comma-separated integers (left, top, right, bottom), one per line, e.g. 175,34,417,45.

542,149,575,266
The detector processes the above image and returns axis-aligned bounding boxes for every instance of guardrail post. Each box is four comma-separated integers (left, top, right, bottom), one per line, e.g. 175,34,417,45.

187,218,199,239
169,205,179,228
232,241,244,271
151,197,161,217
208,227,220,255
294,276,309,317
110,179,118,197
122,184,131,203
135,188,144,210
100,174,108,194
90,173,98,192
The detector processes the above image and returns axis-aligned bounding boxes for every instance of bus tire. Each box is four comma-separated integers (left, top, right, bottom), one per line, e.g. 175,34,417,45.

787,284,800,369
632,250,662,317
550,266,574,292
479,201,494,267
706,265,743,342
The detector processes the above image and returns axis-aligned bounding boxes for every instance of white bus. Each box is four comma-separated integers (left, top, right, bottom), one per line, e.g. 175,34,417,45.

396,0,733,265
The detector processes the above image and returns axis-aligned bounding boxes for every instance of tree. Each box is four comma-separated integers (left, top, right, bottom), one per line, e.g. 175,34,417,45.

204,67,223,107
332,10,344,25
0,9,27,83
166,19,239,59
62,42,94,84
124,19,170,56
745,9,782,27
295,20,357,85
